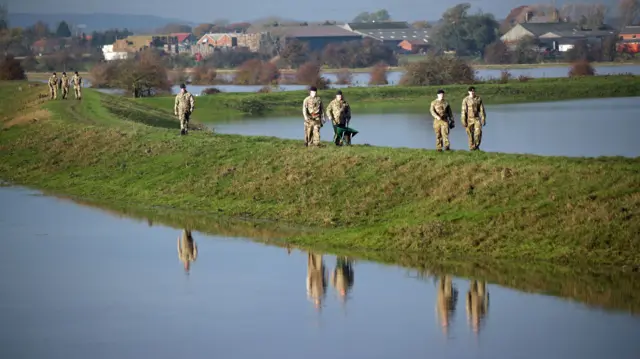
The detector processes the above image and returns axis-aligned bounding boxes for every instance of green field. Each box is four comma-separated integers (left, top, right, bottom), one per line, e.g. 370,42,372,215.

1,80,638,269
137,75,640,119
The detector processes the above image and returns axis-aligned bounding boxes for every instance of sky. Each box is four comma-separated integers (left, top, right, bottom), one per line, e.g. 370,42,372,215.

5,0,620,23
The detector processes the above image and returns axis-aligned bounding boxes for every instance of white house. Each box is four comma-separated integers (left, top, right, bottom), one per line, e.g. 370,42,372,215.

102,44,130,61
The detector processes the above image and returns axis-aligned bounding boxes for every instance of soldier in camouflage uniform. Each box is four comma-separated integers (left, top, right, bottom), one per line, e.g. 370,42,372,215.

48,72,58,100
72,71,83,100
429,89,455,151
466,279,489,334
302,86,325,147
177,229,198,273
326,90,352,146
461,86,486,151
307,252,327,310
174,83,195,135
60,72,70,99
436,275,458,335
330,256,354,303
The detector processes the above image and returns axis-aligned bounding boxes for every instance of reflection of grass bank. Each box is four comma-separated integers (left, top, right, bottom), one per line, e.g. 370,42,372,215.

25,190,640,316
1,81,639,269
140,75,640,119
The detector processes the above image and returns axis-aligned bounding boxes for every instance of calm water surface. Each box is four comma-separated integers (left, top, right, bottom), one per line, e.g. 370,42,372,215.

210,97,640,158
58,64,640,95
1,186,640,359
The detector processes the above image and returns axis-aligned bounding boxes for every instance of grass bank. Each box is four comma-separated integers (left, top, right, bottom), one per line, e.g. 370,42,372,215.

139,75,640,119
1,81,639,268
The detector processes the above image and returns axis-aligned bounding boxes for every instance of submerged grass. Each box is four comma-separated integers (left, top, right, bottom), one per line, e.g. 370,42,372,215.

1,81,639,270
138,75,640,119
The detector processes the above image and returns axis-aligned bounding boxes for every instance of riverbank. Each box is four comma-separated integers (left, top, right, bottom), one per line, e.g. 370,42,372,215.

139,75,640,118
1,81,638,267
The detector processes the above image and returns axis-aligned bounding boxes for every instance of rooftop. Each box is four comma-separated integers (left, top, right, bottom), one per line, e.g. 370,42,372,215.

347,21,410,30
620,25,640,35
260,25,362,38
518,22,579,36
362,28,430,42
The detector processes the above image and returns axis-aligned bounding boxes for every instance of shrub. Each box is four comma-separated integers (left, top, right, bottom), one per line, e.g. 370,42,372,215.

499,70,512,84
568,60,595,77
296,62,330,89
400,55,476,86
484,40,513,64
518,75,532,82
191,65,218,85
0,55,27,80
234,59,280,85
237,97,267,114
202,87,222,95
335,68,352,85
257,86,272,93
368,63,389,85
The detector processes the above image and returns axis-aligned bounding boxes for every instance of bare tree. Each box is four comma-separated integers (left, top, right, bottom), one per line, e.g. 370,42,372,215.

619,0,640,26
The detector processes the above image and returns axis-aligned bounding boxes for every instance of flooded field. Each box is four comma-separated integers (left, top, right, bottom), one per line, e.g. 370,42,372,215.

1,186,640,359
208,97,640,158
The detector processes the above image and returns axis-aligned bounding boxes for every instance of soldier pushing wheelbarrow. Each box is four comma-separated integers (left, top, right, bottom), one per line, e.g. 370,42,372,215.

326,90,359,146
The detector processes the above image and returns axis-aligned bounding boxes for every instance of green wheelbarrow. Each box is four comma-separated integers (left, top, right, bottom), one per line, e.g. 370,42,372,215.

333,123,359,146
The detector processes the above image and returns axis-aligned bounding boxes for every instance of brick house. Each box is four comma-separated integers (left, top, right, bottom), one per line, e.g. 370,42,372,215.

196,33,238,48
31,38,61,54
618,25,640,53
398,39,429,53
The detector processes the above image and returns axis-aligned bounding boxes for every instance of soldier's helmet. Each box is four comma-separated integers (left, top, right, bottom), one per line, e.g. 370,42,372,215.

52,72,56,75
336,90,343,95
309,86,317,92
62,72,66,75
180,83,186,89
468,86,475,92
74,71,78,75
437,89,445,94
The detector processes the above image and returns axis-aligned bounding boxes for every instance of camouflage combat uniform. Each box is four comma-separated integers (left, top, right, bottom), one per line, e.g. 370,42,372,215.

60,74,70,99
174,90,195,134
430,98,454,151
177,229,198,272
466,280,489,334
72,73,82,100
461,95,486,150
326,97,352,145
302,95,324,146
48,74,58,100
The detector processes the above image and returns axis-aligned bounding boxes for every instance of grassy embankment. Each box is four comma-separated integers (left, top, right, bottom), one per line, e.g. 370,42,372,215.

1,79,639,269
138,75,640,119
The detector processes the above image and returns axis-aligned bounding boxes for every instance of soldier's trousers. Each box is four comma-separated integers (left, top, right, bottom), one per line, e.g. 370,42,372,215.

49,85,57,99
433,119,450,150
62,87,69,99
304,119,321,146
74,86,82,99
465,119,482,150
178,111,191,131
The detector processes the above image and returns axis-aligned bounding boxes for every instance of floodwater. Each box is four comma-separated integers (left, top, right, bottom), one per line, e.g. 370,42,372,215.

1,185,640,359
209,97,640,158
69,64,640,95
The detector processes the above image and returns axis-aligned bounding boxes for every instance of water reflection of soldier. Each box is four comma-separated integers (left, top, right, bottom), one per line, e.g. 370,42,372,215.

436,275,458,335
331,256,354,303
177,229,198,273
306,252,327,310
466,280,489,334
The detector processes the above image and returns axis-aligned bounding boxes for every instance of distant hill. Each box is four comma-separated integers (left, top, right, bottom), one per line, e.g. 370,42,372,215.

7,13,195,33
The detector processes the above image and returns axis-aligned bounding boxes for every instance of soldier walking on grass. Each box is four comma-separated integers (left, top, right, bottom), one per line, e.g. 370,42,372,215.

326,90,352,146
48,72,58,100
60,72,70,99
72,71,83,100
174,83,195,135
461,86,486,151
302,86,326,147
430,89,455,151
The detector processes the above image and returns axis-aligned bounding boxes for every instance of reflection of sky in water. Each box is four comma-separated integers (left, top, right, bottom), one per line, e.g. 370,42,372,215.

1,186,640,359
211,97,640,158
